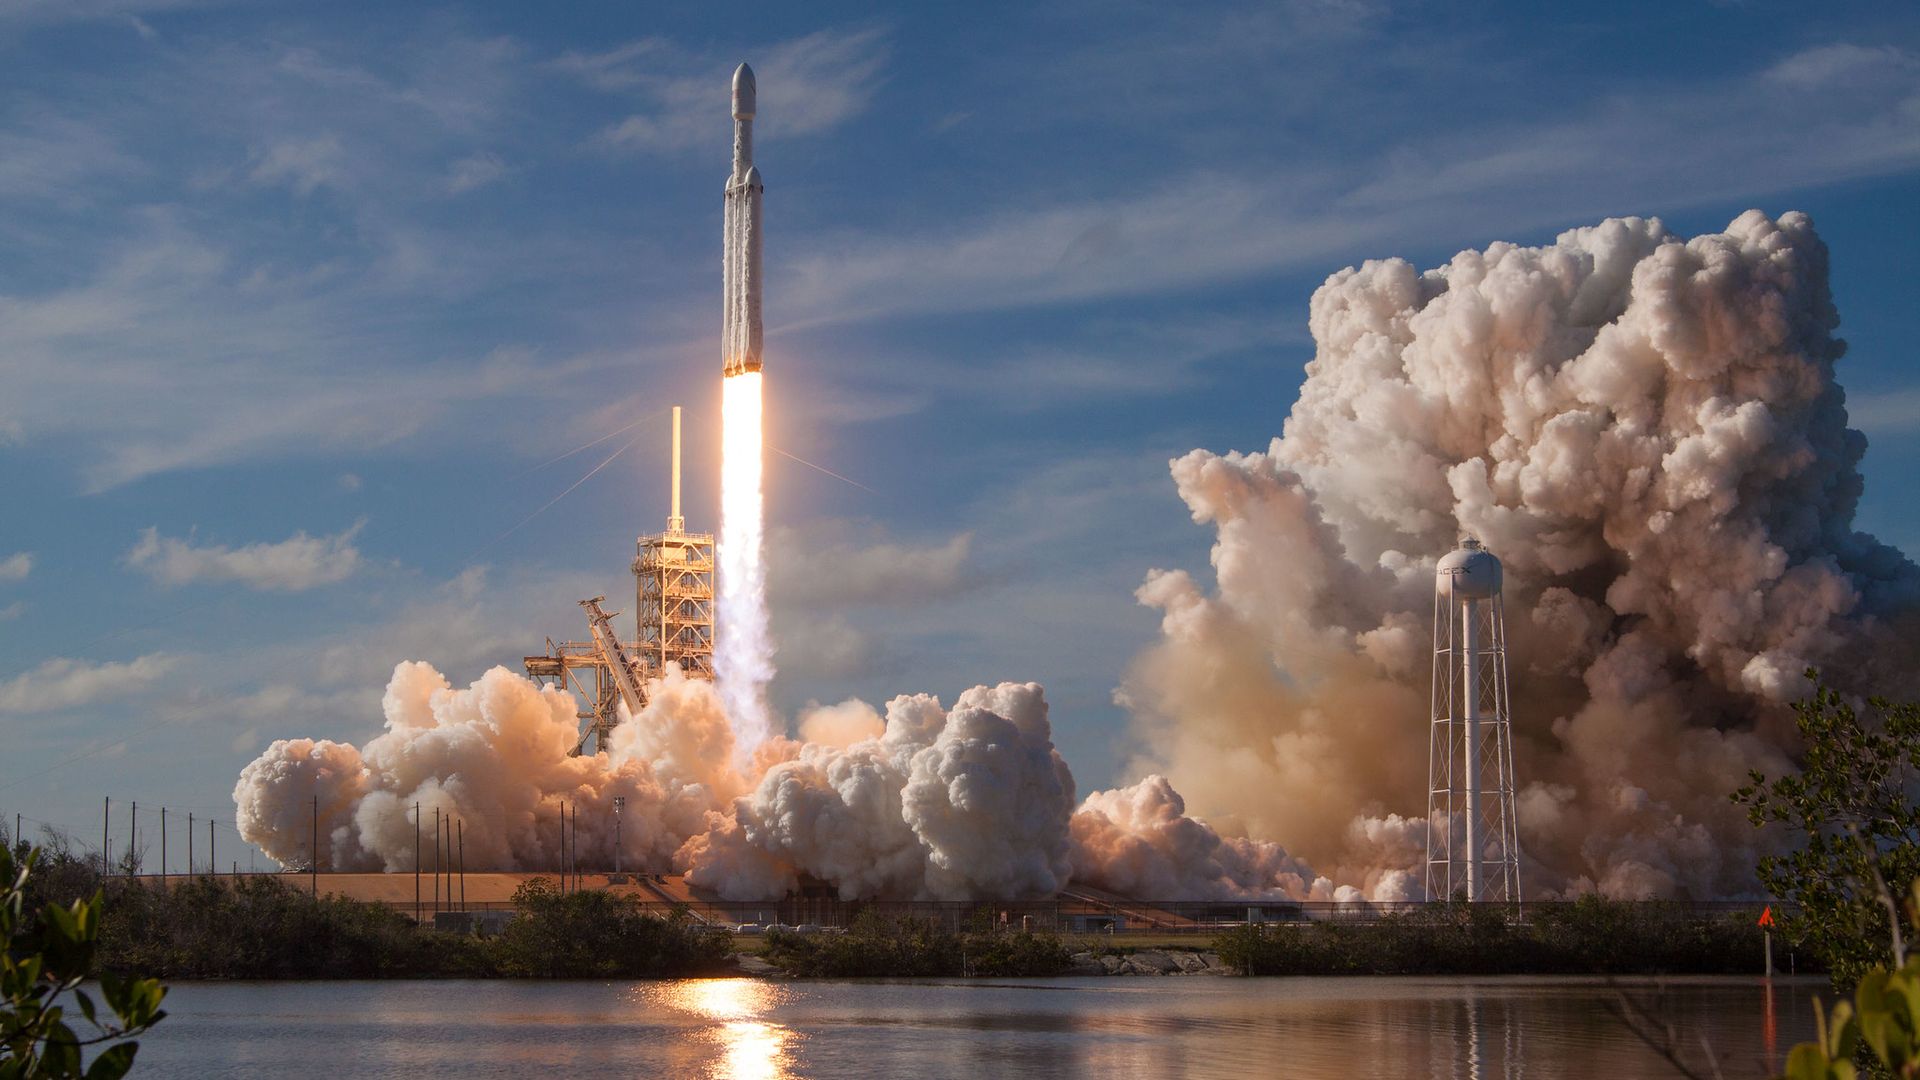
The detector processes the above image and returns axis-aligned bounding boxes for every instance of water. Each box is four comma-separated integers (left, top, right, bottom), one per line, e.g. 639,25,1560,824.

131,975,1823,1079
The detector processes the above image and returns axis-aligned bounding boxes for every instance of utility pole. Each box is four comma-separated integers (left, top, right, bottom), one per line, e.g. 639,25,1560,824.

160,808,167,884
561,803,569,896
612,796,625,875
413,802,421,922
187,812,194,876
433,807,441,915
209,818,216,880
570,803,578,893
102,797,110,876
127,801,136,877
457,819,465,911
310,795,318,899
442,814,451,911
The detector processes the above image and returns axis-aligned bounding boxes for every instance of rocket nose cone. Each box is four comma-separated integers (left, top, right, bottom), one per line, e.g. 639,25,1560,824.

732,63,756,119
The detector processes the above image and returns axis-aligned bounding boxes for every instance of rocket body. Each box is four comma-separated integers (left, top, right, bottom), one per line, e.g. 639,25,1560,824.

723,63,763,378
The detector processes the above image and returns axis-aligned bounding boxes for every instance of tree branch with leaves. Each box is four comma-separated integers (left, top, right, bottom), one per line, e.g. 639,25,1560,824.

1,844,166,1080
1733,670,1920,987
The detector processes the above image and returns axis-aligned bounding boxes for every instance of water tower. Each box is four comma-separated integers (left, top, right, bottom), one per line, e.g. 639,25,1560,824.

1426,538,1523,903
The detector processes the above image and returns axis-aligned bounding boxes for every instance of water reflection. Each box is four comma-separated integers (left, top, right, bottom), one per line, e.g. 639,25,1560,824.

652,978,799,1080
131,975,1823,1080
1426,996,1524,1080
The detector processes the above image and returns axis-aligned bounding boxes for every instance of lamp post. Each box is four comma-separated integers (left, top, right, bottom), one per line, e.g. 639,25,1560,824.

612,796,625,875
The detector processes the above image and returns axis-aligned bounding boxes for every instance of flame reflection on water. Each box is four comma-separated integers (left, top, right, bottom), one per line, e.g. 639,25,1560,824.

652,978,798,1080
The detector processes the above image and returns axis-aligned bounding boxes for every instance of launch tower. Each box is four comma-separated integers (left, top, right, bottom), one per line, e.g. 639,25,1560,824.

524,406,715,755
634,406,716,681
1425,538,1523,903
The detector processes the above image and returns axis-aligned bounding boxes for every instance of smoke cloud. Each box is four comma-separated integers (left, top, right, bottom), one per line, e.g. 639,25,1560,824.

1121,210,1920,899
236,210,1912,903
236,661,1326,901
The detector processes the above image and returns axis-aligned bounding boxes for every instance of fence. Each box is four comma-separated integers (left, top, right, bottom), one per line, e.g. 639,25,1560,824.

372,896,1791,934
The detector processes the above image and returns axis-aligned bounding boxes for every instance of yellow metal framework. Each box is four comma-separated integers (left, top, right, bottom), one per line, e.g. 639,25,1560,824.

635,529,716,682
523,407,717,756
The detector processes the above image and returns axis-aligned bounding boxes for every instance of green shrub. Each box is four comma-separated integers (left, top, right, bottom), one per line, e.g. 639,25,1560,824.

487,878,732,978
761,912,1074,978
1213,899,1774,976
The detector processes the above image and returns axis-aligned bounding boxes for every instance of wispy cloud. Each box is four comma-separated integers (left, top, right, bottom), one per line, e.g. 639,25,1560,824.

0,654,180,714
246,135,347,196
770,524,972,608
0,110,140,202
775,43,1920,328
0,552,30,582
1849,387,1920,436
1765,43,1916,87
446,151,505,193
579,27,890,152
126,521,366,591
0,0,229,27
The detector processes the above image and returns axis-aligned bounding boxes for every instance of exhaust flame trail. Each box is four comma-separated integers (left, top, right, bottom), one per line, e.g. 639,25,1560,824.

719,371,772,754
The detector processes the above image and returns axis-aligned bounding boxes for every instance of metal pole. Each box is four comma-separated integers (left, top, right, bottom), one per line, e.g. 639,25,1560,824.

128,801,136,877
1766,930,1774,977
443,814,452,910
103,796,110,875
414,803,421,922
311,795,318,899
1462,594,1482,903
559,803,567,896
458,819,465,911
160,807,167,884
210,818,215,881
613,796,625,875
670,405,684,531
187,812,193,876
433,807,441,914
571,803,578,892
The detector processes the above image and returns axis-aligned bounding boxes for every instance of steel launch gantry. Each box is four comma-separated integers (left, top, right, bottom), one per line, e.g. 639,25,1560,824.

524,407,715,755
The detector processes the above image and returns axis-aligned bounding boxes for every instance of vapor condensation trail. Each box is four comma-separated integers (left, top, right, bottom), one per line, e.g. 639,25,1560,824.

470,432,645,560
510,408,669,480
767,444,876,494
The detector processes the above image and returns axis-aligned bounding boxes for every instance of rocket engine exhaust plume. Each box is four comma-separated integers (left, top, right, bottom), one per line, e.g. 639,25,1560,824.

719,371,773,753
717,62,774,755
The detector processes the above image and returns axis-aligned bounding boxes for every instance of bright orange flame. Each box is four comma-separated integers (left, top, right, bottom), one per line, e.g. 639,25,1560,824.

720,372,773,754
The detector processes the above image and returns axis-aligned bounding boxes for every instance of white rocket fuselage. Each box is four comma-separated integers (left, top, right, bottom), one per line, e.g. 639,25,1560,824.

723,63,763,378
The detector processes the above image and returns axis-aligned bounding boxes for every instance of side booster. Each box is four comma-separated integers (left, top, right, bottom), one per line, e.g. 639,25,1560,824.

722,62,763,378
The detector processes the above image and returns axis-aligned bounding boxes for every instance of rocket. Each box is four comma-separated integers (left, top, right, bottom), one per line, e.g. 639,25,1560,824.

723,63,763,378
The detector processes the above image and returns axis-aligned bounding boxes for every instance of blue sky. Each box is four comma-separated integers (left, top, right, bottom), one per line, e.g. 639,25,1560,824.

3,0,1919,866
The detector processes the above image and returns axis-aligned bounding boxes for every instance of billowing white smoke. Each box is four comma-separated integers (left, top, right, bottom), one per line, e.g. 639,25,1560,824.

1122,210,1920,899
236,663,1332,900
687,684,1079,900
235,662,746,872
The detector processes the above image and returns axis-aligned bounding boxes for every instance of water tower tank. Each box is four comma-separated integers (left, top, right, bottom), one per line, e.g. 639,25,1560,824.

1436,538,1502,600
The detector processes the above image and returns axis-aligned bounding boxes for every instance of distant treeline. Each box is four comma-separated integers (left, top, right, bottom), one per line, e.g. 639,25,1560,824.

11,836,732,979
1213,897,1799,976
6,831,1801,981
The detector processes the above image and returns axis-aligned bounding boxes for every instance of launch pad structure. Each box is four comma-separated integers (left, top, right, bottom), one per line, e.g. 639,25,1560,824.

524,406,715,755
